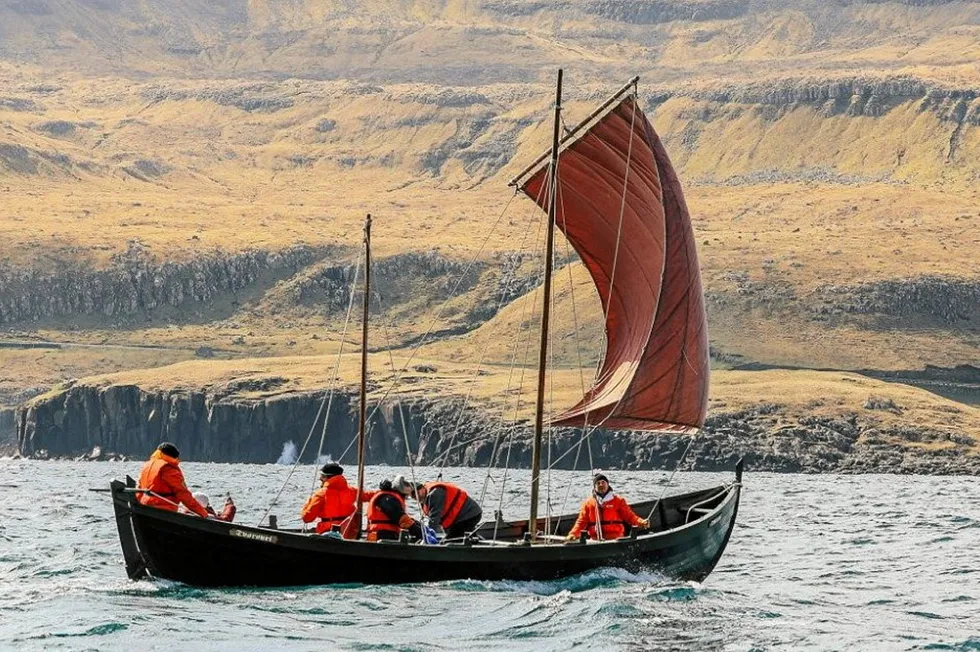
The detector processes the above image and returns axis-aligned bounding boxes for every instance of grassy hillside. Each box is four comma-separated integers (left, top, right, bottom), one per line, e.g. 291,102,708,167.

1,0,978,413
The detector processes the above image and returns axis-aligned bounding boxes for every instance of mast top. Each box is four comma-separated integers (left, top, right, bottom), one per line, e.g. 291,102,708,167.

509,76,639,189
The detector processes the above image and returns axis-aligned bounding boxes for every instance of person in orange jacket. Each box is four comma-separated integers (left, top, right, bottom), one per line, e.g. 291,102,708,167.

301,463,358,535
137,442,209,518
365,477,422,542
399,476,482,540
179,492,236,522
566,472,649,541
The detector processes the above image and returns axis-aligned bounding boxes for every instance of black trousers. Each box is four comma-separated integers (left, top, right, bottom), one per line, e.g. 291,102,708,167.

446,514,482,539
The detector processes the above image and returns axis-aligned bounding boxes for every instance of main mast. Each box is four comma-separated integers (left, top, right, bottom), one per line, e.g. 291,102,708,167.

353,214,371,535
528,69,562,537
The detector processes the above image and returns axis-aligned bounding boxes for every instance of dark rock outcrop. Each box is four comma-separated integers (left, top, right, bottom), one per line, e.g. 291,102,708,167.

812,276,980,325
0,408,16,456
279,250,541,329
0,243,330,325
649,77,980,123
141,84,295,113
16,385,980,474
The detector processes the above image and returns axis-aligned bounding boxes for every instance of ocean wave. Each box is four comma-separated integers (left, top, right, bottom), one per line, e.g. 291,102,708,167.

445,567,667,596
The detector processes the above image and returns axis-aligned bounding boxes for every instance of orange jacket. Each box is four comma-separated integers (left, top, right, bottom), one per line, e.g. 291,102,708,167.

301,474,357,534
366,490,415,538
137,450,208,518
568,493,644,541
208,502,236,522
421,482,467,530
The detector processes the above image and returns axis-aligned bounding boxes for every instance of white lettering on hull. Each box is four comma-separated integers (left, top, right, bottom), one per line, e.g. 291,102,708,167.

229,529,279,544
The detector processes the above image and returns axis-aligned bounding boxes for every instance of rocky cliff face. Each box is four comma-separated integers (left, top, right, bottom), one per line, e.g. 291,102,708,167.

0,243,331,325
813,276,980,325
655,77,980,123
0,408,15,456
17,384,979,474
708,274,980,328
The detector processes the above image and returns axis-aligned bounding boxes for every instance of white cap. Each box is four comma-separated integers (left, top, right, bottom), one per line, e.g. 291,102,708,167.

391,474,413,495
192,492,210,508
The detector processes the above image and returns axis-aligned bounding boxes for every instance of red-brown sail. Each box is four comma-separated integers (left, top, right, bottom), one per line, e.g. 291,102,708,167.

518,96,708,432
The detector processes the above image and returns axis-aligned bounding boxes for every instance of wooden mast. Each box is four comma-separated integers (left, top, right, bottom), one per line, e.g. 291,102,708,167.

349,213,371,539
529,69,562,538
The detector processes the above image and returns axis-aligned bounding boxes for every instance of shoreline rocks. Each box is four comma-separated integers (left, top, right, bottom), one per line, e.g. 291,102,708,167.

15,385,980,475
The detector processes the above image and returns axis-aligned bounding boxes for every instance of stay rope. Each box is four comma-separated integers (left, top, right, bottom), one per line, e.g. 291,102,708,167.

542,89,641,474
334,190,520,466
485,182,550,540
646,430,699,523
257,249,363,527
429,193,546,471
368,282,425,524
552,164,596,530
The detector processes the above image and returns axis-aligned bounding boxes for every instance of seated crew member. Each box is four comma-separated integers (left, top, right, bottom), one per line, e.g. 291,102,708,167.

136,442,209,517
301,463,357,535
400,476,482,539
179,492,236,522
566,472,650,541
366,477,422,542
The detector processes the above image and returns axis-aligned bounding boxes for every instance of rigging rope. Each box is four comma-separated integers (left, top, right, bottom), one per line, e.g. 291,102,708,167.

462,156,550,528
485,192,549,539
369,282,425,524
362,192,518,420
543,87,642,474
430,196,546,471
553,153,594,472
495,139,562,539
334,190,519,466
552,167,596,528
646,430,700,524
257,249,363,527
309,254,366,492
595,87,638,377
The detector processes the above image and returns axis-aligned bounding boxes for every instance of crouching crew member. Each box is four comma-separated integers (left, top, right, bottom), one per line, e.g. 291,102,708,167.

566,472,649,541
366,478,422,541
399,476,483,539
180,492,236,521
137,442,209,518
301,463,357,535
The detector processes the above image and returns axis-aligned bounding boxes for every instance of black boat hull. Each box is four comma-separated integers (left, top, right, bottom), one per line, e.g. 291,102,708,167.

111,472,741,587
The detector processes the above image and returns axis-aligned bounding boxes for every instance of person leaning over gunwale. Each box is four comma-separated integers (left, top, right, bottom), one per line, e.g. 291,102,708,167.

566,472,649,541
401,476,483,540
136,442,209,518
365,476,423,542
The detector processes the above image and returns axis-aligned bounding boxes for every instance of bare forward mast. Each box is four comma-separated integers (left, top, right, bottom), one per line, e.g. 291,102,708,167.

108,71,742,587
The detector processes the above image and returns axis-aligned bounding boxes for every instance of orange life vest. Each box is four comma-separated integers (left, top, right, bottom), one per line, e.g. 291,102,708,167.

367,490,406,537
580,495,631,540
421,482,467,529
301,474,357,534
136,449,205,515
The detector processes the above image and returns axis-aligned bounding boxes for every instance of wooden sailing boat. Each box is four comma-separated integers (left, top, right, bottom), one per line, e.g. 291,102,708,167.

107,71,742,587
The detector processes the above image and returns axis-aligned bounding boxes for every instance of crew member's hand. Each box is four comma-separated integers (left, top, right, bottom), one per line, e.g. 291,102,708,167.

639,518,650,529
565,533,577,541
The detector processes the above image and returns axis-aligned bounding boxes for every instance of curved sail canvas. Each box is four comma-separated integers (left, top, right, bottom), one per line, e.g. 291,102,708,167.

519,97,709,432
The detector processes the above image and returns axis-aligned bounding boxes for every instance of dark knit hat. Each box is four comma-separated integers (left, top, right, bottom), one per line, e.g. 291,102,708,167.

158,442,180,458
592,472,609,485
320,462,344,477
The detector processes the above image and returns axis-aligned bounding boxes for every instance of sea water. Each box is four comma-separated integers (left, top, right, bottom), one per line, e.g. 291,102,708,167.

0,460,977,651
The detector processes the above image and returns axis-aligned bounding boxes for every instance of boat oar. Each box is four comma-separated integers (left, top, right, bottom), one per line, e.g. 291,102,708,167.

88,487,188,512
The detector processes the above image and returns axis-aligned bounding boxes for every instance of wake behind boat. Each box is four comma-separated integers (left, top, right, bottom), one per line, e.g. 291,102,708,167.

107,70,743,587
